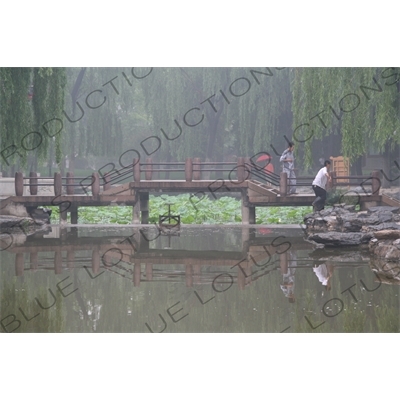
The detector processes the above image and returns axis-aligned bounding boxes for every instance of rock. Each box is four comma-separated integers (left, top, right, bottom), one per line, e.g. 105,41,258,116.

367,206,400,214
304,237,325,249
373,230,400,240
0,202,30,217
1,215,41,230
393,239,400,250
0,215,48,238
369,238,400,260
337,212,393,232
370,260,400,285
28,207,52,223
362,222,400,232
308,232,373,246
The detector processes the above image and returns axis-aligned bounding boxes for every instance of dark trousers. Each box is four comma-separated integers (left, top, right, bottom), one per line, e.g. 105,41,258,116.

312,185,327,211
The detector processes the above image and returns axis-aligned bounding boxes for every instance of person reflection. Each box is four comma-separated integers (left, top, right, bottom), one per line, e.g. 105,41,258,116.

313,262,334,290
280,250,297,303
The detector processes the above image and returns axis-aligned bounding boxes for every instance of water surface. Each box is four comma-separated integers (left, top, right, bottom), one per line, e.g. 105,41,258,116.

1,225,399,333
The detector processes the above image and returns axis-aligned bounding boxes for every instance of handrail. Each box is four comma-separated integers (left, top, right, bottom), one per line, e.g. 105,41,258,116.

13,159,382,198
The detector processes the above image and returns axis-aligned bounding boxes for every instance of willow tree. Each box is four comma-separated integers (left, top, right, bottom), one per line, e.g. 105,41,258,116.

61,67,148,173
0,67,66,175
290,67,400,175
140,67,291,167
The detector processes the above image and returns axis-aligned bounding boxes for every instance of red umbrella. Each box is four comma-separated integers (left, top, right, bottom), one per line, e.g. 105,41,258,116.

256,154,274,173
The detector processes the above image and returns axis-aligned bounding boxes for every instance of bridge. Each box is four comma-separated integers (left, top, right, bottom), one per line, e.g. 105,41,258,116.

0,157,392,224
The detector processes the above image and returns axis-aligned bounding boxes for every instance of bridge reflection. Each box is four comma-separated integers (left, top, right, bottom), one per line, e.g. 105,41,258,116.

3,226,376,292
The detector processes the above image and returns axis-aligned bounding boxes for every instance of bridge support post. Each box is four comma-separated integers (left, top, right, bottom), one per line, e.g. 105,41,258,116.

185,158,193,182
133,158,141,182
249,206,256,224
15,172,23,196
60,207,68,224
54,172,62,196
193,158,201,180
145,158,153,180
91,172,100,196
103,172,111,192
140,192,149,224
132,191,140,224
241,191,249,224
29,172,38,195
237,157,245,182
371,170,381,195
71,206,78,224
280,172,287,196
67,172,75,195
241,191,255,224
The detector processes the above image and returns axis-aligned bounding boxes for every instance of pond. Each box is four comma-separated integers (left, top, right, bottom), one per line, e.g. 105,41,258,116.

1,225,399,333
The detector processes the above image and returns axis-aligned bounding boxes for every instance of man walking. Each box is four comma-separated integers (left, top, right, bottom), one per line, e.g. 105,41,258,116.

280,142,296,194
312,160,332,211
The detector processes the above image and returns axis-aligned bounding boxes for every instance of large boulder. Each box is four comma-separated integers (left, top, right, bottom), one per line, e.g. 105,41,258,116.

362,222,400,232
367,206,400,214
308,232,373,246
369,237,400,260
337,212,393,232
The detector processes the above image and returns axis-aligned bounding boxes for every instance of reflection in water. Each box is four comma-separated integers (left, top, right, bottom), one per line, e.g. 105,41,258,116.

0,225,399,333
280,250,296,303
313,262,334,291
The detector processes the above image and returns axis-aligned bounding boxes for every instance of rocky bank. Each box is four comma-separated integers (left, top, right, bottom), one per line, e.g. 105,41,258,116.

303,205,400,278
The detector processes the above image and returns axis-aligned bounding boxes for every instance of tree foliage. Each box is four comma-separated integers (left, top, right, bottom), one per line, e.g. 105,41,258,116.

0,67,66,169
1,67,398,175
291,67,400,168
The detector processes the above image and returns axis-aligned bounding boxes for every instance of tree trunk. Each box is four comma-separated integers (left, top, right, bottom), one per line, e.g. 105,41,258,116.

351,156,363,176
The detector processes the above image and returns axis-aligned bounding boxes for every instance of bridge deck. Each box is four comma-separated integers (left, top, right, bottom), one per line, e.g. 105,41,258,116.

0,177,390,225
1,194,137,207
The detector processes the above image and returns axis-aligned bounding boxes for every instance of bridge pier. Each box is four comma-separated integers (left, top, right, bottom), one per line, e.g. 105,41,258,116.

140,192,149,224
241,191,256,224
60,207,68,224
71,206,78,224
132,191,140,223
132,191,149,224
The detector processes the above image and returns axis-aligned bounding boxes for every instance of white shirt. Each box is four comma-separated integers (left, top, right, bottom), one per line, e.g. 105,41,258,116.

312,167,329,189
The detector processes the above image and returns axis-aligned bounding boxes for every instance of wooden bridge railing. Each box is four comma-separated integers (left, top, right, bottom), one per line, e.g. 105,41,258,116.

13,157,254,196
15,171,102,196
13,159,382,197
281,170,381,196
